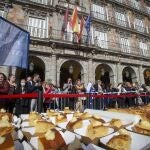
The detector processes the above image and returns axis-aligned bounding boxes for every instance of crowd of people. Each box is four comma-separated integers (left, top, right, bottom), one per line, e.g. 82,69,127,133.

0,72,150,115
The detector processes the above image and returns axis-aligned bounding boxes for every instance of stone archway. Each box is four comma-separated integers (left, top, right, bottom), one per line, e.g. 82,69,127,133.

122,66,137,83
16,56,45,81
59,60,84,88
143,69,150,85
95,64,114,88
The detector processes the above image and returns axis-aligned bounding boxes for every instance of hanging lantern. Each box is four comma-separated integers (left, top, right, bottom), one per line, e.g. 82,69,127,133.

69,65,73,74
29,62,34,72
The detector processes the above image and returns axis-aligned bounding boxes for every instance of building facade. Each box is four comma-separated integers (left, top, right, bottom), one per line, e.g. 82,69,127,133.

0,0,150,87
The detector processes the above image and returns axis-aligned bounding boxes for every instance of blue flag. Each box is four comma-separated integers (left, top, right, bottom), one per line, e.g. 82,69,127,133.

85,15,91,34
0,17,30,69
84,15,91,44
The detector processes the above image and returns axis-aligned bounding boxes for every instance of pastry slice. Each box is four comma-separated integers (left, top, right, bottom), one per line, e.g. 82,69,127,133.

133,119,150,136
56,114,67,124
106,134,131,150
64,107,72,114
35,120,55,134
109,119,122,128
79,112,92,120
66,118,83,130
38,129,66,150
86,124,109,140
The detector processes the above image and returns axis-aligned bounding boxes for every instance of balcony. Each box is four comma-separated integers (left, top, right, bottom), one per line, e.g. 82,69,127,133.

91,11,108,21
18,24,150,58
91,12,150,37
108,0,149,16
58,0,86,12
15,0,53,5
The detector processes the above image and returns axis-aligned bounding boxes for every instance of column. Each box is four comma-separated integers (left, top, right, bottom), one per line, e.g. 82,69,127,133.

139,65,145,84
51,54,57,85
11,67,17,75
116,62,122,84
45,58,51,81
88,58,94,82
0,66,10,77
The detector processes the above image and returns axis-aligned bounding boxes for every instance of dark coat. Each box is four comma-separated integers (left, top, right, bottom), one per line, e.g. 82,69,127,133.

15,85,30,115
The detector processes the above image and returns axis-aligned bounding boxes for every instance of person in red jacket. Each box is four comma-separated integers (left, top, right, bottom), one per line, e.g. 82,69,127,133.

0,73,10,109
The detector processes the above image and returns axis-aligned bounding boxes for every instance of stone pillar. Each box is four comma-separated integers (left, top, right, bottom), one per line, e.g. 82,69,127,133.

139,65,145,84
45,57,51,82
11,67,17,76
0,66,10,77
88,58,94,82
51,54,57,85
116,62,122,84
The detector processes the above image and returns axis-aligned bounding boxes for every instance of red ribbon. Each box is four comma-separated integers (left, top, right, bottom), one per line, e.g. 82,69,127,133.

0,93,149,100
0,93,38,99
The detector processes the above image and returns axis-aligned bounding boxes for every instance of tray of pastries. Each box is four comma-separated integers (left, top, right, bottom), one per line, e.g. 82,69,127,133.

100,129,150,150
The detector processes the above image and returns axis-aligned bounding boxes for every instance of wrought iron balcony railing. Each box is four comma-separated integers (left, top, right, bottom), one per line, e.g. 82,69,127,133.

91,11,150,35
58,0,86,12
19,24,150,58
15,0,53,5
91,11,108,22
111,0,149,16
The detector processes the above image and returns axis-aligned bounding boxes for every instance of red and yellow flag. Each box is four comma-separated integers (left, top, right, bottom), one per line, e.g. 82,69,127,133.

69,7,79,33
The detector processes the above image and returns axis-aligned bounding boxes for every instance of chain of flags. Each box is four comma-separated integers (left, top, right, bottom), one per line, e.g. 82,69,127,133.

61,6,91,43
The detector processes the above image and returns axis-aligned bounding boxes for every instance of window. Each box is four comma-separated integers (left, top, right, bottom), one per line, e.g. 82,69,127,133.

0,10,4,17
139,42,148,56
66,22,73,41
92,4,106,20
134,18,144,32
115,11,126,27
65,22,85,43
94,30,108,48
131,0,140,9
28,17,48,38
30,0,48,5
147,6,150,14
120,37,130,53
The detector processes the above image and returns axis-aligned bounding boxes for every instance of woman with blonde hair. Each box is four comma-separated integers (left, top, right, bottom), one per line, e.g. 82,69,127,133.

75,79,86,112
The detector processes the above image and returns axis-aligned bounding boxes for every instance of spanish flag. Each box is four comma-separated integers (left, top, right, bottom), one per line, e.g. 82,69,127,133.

69,7,79,33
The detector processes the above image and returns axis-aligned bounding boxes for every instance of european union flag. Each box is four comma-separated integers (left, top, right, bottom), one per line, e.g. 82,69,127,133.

84,15,91,44
85,15,91,34
0,16,30,69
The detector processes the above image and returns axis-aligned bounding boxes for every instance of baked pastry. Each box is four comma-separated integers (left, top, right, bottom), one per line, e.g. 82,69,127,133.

79,112,92,120
0,127,13,137
133,120,150,135
0,113,12,122
109,119,122,128
86,124,109,140
0,119,11,128
35,120,55,134
118,129,130,136
89,115,105,127
47,109,60,117
73,111,83,118
106,134,131,150
29,112,41,126
66,118,83,130
38,129,66,150
64,107,72,114
56,114,67,124
0,134,14,150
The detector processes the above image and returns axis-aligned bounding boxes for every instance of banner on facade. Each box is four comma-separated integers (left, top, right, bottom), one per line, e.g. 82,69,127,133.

0,16,30,69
